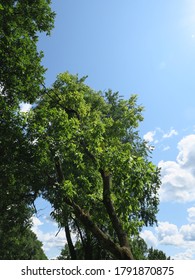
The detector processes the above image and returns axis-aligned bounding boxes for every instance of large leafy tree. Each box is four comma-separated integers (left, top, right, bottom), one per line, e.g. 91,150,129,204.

0,0,55,259
28,72,161,260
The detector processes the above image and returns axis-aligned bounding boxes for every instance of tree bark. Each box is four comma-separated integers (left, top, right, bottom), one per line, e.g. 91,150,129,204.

68,198,133,259
64,224,77,260
100,169,134,259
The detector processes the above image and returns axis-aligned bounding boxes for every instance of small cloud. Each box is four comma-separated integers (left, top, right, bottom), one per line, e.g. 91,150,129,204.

20,102,32,112
163,129,178,139
180,224,195,241
31,216,43,227
177,134,195,167
163,146,170,151
140,230,158,247
143,130,156,142
187,207,195,223
173,250,194,260
156,222,181,245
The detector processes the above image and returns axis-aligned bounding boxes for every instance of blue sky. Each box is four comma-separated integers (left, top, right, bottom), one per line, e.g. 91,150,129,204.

28,0,195,259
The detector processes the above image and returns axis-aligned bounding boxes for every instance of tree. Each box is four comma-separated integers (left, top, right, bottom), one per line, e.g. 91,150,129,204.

0,0,55,259
0,0,55,105
147,247,170,260
28,72,161,260
0,225,47,260
130,236,148,260
0,107,47,259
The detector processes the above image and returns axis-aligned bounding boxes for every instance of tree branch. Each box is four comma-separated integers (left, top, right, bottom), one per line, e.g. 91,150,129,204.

100,169,134,259
53,157,133,259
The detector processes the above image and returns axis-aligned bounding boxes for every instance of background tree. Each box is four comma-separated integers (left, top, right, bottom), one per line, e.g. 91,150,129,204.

0,225,47,260
0,0,55,259
28,72,161,260
147,247,171,260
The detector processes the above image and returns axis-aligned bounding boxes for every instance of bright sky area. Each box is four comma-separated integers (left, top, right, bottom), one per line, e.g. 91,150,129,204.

21,0,195,259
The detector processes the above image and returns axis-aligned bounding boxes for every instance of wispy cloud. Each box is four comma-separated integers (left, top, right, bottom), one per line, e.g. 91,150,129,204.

163,129,178,139
173,250,194,260
187,207,195,223
163,145,170,151
143,127,178,152
143,130,156,142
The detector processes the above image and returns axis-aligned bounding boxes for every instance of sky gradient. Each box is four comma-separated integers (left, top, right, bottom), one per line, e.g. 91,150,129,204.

30,0,195,259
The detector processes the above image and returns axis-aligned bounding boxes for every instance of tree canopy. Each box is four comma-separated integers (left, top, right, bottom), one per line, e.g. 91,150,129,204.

27,72,161,259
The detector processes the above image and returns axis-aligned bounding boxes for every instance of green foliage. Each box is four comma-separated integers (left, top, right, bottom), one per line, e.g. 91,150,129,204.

0,0,55,105
28,72,161,259
131,237,170,260
0,0,54,259
147,247,170,260
0,104,47,259
0,226,47,260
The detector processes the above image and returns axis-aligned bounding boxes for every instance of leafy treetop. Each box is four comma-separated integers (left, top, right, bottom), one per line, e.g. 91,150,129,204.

0,0,55,105
28,72,161,259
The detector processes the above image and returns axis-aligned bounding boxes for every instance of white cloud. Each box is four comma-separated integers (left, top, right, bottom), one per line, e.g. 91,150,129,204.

156,222,183,246
159,134,195,203
142,220,195,259
163,145,170,151
32,216,43,227
187,207,195,223
143,131,156,142
140,230,158,247
163,129,178,139
177,135,195,169
20,102,32,112
31,215,66,258
143,127,178,152
173,250,194,260
180,224,195,241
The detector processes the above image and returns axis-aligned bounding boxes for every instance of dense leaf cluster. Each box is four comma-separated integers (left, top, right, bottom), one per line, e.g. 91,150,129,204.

0,0,55,105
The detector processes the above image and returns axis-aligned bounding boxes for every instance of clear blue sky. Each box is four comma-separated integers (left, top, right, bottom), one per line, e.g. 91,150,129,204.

33,0,195,259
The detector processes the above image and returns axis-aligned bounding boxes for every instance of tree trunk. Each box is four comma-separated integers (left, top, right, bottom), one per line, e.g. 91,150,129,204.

100,169,134,259
64,224,77,260
54,157,134,260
